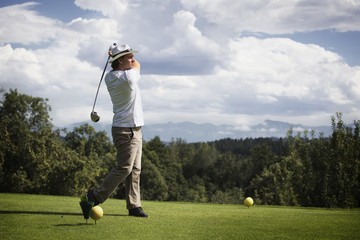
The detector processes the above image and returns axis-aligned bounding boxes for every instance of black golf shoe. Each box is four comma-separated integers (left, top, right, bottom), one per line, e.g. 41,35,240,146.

129,207,148,217
79,195,94,220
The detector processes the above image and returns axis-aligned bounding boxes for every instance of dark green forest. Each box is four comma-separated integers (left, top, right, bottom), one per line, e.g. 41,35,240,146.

1,89,359,208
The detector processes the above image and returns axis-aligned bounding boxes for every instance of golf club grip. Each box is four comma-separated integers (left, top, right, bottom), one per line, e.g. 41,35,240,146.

92,55,111,112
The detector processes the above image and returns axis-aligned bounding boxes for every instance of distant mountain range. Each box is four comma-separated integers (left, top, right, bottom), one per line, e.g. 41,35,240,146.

141,120,334,142
59,120,336,143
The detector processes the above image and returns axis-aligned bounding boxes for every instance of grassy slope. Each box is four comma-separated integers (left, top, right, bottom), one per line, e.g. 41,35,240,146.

0,193,359,240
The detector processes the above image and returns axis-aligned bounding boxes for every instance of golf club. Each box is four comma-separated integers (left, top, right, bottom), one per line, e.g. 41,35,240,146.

91,43,117,122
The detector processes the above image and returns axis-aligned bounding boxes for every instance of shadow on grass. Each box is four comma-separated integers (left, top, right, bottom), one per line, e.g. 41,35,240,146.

0,210,82,216
1,210,128,227
54,223,95,227
0,210,127,217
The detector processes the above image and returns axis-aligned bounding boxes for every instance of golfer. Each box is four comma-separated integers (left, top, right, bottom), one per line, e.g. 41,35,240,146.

87,44,147,217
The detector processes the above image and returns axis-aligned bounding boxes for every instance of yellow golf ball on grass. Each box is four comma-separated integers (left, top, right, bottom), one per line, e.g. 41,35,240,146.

244,197,254,207
90,206,103,223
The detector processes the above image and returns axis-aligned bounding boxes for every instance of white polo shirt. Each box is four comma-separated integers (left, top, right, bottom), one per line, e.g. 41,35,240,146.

105,68,144,127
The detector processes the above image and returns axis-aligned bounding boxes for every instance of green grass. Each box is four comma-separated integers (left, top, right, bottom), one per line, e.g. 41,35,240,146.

0,193,359,240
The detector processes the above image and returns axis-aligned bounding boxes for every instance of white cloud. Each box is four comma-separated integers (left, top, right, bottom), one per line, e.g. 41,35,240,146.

140,36,360,126
0,44,44,91
143,10,222,75
162,10,220,56
75,0,128,17
224,37,353,107
0,2,61,44
75,0,177,49
181,0,360,34
0,43,110,126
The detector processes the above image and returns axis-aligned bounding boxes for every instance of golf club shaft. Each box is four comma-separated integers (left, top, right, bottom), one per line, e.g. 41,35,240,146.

92,55,111,112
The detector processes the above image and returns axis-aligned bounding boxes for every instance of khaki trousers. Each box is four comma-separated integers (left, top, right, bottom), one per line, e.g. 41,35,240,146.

94,126,142,209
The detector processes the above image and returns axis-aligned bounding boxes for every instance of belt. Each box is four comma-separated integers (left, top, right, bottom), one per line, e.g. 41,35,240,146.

130,126,142,131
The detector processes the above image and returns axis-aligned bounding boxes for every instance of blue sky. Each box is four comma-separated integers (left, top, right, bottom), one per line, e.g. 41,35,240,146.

1,0,359,135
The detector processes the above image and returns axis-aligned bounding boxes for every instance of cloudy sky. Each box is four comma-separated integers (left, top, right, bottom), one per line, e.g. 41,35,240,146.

1,0,359,131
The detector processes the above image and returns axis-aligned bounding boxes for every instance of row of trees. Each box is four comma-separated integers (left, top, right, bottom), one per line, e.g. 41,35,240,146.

250,115,360,208
0,89,116,196
1,89,359,208
138,113,360,208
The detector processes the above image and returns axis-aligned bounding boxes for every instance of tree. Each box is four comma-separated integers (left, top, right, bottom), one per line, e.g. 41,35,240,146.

0,89,115,196
144,137,188,201
183,142,217,178
325,113,360,207
0,89,53,193
140,156,168,201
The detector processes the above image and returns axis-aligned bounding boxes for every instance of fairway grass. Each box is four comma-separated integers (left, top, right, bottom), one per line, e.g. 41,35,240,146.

0,193,359,239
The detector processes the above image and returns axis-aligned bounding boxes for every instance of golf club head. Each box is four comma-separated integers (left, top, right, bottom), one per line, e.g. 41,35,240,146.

109,43,117,56
91,111,100,122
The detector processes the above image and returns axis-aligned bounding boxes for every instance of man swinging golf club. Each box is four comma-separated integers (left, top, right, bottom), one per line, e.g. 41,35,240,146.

83,43,148,218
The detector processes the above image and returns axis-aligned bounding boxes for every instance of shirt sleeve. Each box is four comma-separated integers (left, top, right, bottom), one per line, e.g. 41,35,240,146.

124,68,141,89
